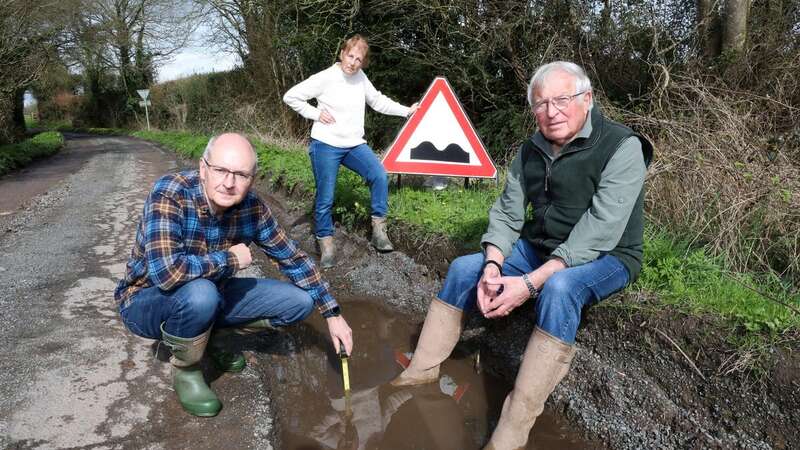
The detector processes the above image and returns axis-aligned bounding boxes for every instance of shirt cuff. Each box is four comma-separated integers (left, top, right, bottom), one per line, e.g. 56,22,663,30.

480,236,514,258
320,304,341,318
226,250,240,271
320,305,342,319
550,247,572,267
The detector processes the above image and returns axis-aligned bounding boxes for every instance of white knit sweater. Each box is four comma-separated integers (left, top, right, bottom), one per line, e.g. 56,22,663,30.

283,63,411,148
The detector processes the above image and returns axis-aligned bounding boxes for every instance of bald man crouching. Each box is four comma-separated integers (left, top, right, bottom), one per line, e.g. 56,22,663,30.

115,133,353,417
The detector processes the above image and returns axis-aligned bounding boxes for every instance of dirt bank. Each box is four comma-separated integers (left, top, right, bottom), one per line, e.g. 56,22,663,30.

257,172,799,450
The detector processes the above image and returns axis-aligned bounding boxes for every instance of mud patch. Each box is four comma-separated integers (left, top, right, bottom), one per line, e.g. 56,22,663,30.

238,298,597,449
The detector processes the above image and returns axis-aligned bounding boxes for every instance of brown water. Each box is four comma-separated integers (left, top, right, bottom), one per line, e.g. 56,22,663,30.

268,299,598,450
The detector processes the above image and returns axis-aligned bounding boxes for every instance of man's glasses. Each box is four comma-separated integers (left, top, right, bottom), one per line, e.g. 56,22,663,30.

203,158,254,183
532,91,586,114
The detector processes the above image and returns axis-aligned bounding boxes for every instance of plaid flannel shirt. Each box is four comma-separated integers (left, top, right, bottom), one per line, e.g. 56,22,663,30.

114,170,339,317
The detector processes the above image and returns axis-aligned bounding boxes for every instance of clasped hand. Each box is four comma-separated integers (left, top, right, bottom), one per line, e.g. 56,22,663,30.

477,266,532,319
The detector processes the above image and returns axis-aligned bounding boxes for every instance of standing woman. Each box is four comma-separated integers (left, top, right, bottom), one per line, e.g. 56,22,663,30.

283,34,418,268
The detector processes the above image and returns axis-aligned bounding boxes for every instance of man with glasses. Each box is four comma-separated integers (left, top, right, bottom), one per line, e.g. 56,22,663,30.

115,132,353,417
391,61,652,449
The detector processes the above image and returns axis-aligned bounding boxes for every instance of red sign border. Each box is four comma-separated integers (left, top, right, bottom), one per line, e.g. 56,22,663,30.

382,77,497,178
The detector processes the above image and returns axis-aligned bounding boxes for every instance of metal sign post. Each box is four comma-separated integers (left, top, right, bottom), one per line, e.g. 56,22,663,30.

136,89,151,131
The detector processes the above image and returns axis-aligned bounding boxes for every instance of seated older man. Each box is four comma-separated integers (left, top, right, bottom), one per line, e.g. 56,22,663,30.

115,133,353,417
391,61,653,449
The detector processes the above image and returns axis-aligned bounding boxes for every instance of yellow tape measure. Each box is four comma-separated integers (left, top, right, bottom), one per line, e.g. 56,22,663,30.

339,343,351,392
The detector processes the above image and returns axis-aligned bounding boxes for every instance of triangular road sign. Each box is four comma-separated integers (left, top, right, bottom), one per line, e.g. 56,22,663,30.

382,77,497,178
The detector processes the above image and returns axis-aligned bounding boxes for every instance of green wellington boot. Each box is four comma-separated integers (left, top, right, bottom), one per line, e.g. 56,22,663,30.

208,319,276,372
161,324,221,417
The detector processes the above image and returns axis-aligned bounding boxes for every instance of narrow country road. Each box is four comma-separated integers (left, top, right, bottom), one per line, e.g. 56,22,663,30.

0,135,275,449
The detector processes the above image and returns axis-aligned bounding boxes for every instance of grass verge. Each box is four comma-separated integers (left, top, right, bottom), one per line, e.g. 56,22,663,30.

0,131,65,176
131,129,799,341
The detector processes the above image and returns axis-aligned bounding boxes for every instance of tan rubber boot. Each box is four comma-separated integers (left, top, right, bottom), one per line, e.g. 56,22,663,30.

371,216,394,252
483,327,577,450
390,297,463,386
317,236,335,268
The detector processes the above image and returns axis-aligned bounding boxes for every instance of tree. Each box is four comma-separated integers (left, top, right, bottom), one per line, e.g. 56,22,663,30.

0,0,72,144
722,0,750,54
696,0,752,59
48,0,200,126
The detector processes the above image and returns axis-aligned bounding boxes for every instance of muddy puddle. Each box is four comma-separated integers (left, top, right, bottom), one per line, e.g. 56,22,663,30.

262,299,598,450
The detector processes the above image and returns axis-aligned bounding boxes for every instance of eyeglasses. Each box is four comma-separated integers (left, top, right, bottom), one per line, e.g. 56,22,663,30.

532,91,586,114
203,158,254,183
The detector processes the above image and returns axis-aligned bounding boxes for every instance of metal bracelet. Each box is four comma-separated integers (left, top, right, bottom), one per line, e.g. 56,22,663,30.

521,273,539,298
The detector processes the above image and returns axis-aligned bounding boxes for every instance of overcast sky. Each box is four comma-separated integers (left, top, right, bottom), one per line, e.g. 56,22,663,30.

157,44,239,83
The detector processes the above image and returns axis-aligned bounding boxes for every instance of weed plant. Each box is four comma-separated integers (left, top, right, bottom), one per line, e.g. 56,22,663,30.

0,131,64,176
132,129,799,340
638,227,800,336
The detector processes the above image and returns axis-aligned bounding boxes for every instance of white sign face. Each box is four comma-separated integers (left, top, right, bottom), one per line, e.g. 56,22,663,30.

382,77,497,178
136,89,150,100
394,91,478,166
138,100,151,107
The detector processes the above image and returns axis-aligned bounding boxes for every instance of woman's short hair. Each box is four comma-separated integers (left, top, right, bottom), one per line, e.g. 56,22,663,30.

527,61,593,107
340,34,370,68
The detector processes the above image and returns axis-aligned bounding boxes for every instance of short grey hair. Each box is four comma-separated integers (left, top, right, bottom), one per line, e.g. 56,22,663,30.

202,135,217,160
527,61,593,107
203,133,258,173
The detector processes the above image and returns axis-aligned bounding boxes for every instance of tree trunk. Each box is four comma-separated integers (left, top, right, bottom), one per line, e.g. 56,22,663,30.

722,0,750,54
697,0,722,58
0,88,27,145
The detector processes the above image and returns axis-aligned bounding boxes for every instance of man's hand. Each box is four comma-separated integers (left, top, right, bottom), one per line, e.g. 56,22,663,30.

408,102,420,117
326,315,353,356
482,275,531,319
229,243,252,269
477,245,505,314
318,108,336,124
477,264,502,315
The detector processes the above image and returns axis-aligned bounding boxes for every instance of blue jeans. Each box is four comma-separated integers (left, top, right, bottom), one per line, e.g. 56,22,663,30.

438,239,629,344
309,139,389,238
119,277,315,339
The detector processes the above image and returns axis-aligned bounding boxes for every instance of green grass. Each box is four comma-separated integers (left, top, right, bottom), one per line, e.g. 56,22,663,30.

0,131,64,176
129,129,800,338
57,125,126,135
637,227,800,335
24,115,38,129
35,120,72,131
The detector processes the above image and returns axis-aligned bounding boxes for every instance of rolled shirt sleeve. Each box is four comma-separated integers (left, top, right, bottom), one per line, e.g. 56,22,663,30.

480,147,527,257
551,136,647,267
255,203,339,317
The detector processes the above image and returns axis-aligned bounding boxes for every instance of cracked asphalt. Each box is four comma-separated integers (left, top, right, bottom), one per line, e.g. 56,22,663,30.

0,135,275,449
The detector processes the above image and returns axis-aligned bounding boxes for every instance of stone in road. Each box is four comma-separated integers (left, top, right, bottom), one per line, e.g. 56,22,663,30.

0,135,275,449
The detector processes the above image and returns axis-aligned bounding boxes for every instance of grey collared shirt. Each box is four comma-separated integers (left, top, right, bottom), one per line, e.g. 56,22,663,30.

481,112,647,267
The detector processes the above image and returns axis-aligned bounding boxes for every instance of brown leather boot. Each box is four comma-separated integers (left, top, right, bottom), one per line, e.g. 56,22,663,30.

371,216,394,252
390,297,463,386
317,236,335,268
483,327,576,450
